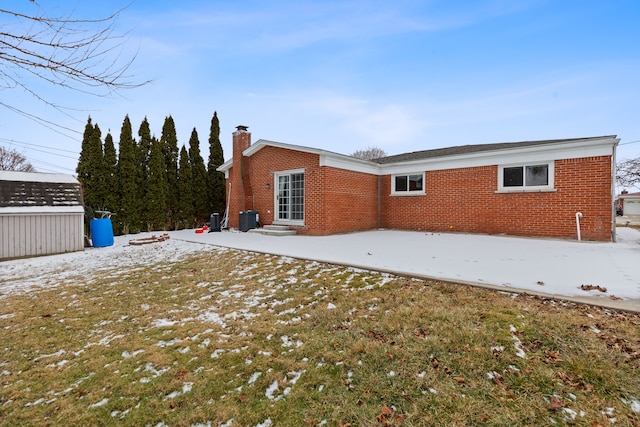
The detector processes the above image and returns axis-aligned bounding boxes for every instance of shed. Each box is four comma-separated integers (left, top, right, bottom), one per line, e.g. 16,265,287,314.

0,171,84,260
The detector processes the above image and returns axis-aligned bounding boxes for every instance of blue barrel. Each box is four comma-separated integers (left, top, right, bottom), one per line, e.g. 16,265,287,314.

90,218,114,247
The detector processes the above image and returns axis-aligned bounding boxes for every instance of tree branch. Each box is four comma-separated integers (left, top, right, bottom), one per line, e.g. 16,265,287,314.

0,3,149,106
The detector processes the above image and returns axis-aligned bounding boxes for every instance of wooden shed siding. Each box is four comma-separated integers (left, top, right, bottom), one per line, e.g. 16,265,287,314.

0,213,83,260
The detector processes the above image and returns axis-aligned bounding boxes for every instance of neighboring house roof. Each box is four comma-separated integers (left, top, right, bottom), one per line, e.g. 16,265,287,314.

0,171,83,213
218,135,619,176
619,192,640,198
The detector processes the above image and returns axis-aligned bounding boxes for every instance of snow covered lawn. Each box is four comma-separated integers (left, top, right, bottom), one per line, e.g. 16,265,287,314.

0,234,639,425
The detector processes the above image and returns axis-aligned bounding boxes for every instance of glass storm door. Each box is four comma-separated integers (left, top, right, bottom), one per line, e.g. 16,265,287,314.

276,172,304,223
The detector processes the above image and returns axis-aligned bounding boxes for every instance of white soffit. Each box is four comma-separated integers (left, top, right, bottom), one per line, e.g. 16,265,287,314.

221,136,618,177
380,137,618,175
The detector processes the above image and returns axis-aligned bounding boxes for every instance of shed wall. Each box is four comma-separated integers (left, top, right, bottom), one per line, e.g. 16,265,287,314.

0,213,84,260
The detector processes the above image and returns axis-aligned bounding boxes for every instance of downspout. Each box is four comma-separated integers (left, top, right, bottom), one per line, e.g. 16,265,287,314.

377,174,382,229
611,140,619,242
575,212,583,241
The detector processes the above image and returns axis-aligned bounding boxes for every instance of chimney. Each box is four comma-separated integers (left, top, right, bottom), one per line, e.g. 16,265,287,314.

233,125,251,154
228,126,252,229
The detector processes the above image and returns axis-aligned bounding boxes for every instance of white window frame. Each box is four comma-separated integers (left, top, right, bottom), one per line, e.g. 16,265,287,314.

391,172,425,196
497,161,556,193
273,168,305,226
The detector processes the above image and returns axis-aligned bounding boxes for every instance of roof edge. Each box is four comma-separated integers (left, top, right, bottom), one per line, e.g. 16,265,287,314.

0,171,79,184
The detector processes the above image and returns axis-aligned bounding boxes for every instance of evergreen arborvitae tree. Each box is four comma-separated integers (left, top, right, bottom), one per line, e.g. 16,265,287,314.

90,124,107,209
137,117,152,231
177,145,194,229
188,127,208,225
146,136,167,230
117,115,141,234
103,132,119,231
207,111,226,216
78,123,107,210
76,117,94,209
138,117,152,172
160,116,179,230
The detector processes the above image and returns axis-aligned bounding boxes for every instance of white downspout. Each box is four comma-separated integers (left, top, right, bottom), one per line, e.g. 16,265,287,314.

575,212,583,241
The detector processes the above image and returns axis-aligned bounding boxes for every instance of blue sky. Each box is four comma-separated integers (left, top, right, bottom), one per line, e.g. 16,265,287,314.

2,0,639,185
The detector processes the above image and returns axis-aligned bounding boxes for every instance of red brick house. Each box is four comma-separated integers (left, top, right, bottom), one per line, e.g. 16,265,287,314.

218,126,619,241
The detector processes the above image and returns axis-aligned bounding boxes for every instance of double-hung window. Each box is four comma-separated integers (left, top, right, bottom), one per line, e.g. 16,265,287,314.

391,173,425,195
498,162,554,192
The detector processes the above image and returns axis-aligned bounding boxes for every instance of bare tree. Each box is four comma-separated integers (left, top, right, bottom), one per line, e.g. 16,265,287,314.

351,146,387,161
617,157,640,188
0,146,36,172
0,2,148,112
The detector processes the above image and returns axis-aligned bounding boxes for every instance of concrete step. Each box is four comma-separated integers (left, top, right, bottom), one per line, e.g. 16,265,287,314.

248,225,297,236
263,225,293,231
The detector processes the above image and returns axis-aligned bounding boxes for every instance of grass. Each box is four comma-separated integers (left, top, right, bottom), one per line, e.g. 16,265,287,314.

0,246,639,426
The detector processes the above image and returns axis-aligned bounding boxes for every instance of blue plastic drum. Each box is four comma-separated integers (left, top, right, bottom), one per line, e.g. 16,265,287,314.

90,218,114,247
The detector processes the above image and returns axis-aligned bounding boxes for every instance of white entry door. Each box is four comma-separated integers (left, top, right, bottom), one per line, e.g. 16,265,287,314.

275,171,304,225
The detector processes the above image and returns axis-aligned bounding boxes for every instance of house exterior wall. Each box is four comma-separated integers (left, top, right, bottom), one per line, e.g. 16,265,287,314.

0,212,84,260
380,156,613,241
319,167,378,235
228,145,379,236
244,146,323,234
221,132,616,241
226,128,252,229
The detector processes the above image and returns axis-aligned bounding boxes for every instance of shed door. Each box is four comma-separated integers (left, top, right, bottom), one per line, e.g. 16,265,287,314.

275,171,304,225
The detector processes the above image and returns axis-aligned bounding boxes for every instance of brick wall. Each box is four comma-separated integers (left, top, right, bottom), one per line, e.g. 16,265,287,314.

238,146,379,236
244,146,322,234
226,135,613,241
319,167,378,235
227,128,251,229
380,156,613,241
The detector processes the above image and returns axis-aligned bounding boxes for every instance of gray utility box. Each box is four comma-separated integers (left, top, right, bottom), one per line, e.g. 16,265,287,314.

239,210,258,232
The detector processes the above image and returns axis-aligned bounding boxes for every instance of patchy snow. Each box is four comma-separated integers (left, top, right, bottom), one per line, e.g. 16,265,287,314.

510,325,527,359
0,227,639,309
265,380,279,400
88,398,109,408
169,227,640,309
248,372,262,384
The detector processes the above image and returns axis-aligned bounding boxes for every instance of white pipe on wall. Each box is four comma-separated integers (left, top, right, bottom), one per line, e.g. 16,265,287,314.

575,212,583,241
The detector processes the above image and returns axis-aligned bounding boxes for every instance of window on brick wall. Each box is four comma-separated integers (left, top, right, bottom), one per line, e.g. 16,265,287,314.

391,173,425,195
498,162,555,192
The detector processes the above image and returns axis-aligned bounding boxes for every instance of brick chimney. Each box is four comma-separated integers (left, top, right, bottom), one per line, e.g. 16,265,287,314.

228,126,251,229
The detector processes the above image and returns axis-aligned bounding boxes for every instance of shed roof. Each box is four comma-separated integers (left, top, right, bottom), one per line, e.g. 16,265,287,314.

0,171,83,211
